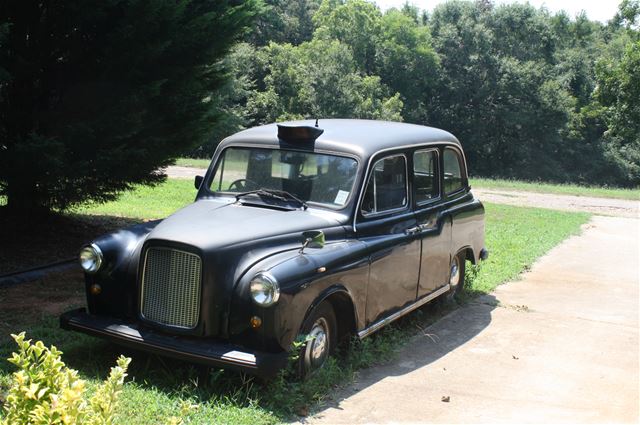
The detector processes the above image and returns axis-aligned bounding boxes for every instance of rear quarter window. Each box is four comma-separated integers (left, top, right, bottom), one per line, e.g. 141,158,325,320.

443,148,465,194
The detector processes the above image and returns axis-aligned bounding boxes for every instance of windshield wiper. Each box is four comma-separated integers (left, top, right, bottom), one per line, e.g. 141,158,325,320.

235,189,308,210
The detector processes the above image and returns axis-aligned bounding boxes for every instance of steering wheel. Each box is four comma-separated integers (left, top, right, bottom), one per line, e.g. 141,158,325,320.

228,178,259,192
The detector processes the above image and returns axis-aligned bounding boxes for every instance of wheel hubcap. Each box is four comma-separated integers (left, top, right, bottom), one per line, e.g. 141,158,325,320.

450,257,460,287
307,318,329,368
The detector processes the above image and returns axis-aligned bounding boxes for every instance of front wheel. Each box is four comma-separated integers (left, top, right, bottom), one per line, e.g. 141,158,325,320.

446,251,466,302
297,302,337,379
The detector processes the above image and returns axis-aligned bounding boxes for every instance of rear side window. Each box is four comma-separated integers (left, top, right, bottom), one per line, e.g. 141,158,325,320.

443,148,464,194
413,149,439,203
361,155,407,215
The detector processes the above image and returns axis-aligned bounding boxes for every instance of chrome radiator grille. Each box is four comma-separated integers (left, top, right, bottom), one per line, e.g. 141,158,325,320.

141,247,202,329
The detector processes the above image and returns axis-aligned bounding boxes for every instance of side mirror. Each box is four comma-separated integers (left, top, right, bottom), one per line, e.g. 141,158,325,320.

194,175,204,190
299,230,325,254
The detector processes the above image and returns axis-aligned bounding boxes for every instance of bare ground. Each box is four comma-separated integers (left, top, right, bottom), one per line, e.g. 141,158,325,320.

473,188,639,218
0,269,85,345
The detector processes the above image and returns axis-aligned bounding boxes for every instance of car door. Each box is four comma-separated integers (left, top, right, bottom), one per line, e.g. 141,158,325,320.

412,147,451,298
356,153,421,326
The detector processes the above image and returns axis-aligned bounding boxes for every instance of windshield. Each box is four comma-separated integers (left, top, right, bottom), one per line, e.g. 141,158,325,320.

209,147,358,208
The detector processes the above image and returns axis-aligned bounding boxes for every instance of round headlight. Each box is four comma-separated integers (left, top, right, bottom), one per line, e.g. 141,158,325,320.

250,272,280,307
79,244,103,274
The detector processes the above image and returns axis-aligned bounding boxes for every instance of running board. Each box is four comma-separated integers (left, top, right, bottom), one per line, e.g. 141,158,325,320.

357,284,450,339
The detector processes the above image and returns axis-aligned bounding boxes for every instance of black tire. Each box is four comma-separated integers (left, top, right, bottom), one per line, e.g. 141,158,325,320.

446,251,466,302
297,302,337,379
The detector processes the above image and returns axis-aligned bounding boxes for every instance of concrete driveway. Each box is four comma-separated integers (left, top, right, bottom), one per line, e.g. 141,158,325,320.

304,216,639,424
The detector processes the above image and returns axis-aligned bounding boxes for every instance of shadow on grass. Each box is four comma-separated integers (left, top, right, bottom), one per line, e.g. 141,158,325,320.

0,209,143,275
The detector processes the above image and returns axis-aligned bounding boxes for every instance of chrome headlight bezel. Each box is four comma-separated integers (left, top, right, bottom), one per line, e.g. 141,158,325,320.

250,271,280,307
79,243,103,274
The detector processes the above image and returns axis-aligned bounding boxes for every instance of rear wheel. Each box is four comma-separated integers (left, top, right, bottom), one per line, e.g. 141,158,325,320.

446,251,466,302
297,302,337,379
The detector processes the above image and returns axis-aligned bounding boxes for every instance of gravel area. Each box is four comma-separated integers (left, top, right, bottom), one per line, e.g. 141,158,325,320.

473,188,639,218
164,165,205,178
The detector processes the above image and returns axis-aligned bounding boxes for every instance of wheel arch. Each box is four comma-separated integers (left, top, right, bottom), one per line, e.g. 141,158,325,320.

303,285,358,346
456,245,477,265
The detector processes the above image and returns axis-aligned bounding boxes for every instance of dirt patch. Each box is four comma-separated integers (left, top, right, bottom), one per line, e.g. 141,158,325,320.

474,188,640,218
0,269,85,339
164,165,204,179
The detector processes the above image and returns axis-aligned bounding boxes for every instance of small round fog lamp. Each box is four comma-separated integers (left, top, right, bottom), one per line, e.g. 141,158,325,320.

90,284,102,296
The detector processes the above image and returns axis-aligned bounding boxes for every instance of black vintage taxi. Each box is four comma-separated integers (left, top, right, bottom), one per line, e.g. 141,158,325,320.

61,119,487,378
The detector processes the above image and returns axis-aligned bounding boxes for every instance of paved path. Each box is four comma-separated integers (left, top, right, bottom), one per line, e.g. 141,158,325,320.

474,188,639,218
303,216,639,424
165,165,204,179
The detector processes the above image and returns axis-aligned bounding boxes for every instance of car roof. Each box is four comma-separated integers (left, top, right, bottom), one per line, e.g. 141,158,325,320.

219,119,460,158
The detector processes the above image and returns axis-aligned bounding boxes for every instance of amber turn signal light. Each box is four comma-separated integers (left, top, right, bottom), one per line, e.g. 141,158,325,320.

89,284,102,296
250,316,262,329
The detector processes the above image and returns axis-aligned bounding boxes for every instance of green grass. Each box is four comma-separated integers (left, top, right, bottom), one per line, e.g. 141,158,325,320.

470,177,640,200
465,203,589,295
73,179,197,219
174,157,211,169
1,184,591,424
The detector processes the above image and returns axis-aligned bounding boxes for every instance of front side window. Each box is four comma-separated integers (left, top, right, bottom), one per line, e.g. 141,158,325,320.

209,147,358,208
413,149,439,203
361,155,408,215
443,148,464,194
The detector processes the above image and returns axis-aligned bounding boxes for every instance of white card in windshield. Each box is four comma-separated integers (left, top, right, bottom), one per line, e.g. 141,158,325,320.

334,190,349,205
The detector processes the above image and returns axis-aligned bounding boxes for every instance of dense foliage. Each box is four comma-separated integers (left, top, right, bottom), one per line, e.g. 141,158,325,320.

0,0,259,213
1,0,637,213
195,0,640,187
1,333,130,425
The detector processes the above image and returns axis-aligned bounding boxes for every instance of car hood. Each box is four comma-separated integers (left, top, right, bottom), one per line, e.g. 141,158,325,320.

146,198,346,251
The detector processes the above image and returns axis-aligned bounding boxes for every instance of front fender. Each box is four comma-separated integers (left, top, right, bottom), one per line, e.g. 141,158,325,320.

228,240,369,352
85,220,161,317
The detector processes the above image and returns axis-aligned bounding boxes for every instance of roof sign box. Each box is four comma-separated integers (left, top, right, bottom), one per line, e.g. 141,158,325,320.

277,124,324,142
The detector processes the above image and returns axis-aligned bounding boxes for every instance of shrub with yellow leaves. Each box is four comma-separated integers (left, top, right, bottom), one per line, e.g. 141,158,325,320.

1,332,130,425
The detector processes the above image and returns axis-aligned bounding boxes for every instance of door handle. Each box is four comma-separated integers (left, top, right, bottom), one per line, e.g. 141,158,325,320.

405,226,421,235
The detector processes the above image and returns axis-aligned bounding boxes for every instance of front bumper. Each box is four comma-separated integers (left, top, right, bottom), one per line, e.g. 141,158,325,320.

60,308,288,379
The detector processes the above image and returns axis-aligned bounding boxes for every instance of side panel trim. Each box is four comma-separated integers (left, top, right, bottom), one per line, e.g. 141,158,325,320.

357,284,450,338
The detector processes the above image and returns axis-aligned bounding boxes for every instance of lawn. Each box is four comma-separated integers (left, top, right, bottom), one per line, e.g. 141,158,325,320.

73,179,197,220
470,177,640,200
0,179,591,424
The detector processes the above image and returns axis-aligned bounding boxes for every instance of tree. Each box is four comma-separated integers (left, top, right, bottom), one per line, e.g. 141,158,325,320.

313,0,383,74
612,0,640,30
245,39,403,125
377,9,440,123
595,40,640,185
0,0,259,214
250,0,322,46
185,43,259,158
428,1,580,181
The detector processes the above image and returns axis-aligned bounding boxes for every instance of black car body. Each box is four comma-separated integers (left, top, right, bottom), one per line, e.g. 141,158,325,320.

61,119,487,378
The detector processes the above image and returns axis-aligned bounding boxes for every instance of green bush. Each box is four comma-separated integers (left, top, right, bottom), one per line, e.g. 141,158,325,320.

1,332,130,425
